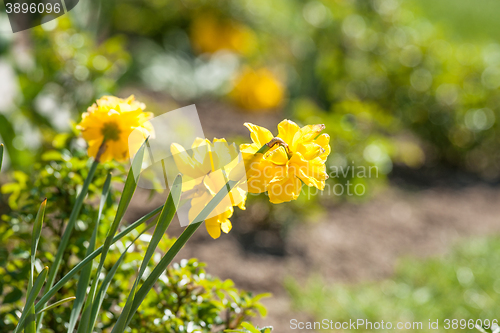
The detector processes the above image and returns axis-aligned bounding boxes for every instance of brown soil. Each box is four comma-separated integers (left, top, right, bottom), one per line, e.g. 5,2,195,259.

128,184,500,332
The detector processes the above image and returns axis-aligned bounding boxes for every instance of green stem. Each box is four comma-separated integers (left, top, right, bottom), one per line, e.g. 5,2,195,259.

36,159,99,331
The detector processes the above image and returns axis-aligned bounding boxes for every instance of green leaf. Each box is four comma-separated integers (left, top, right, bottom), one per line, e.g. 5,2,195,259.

38,158,99,330
68,173,112,333
37,297,76,314
0,143,4,172
111,278,138,333
93,139,147,288
111,174,182,332
29,199,46,289
122,180,238,329
14,266,48,333
26,199,46,333
253,303,267,317
137,174,182,280
79,140,146,333
84,230,146,333
241,322,261,333
252,293,272,302
34,205,163,314
36,141,146,319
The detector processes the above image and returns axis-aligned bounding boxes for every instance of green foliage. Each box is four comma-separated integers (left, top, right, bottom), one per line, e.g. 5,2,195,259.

410,0,500,42
0,143,124,332
129,259,270,332
0,142,269,332
295,0,500,178
286,237,500,333
225,322,273,333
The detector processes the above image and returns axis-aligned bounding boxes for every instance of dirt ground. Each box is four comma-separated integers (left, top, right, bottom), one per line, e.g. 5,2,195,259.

128,178,500,332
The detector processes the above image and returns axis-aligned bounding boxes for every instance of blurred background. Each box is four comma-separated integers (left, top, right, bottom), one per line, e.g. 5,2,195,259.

1,0,500,331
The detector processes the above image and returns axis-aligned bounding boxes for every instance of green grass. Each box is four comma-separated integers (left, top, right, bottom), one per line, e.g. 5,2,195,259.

286,237,500,332
411,0,500,42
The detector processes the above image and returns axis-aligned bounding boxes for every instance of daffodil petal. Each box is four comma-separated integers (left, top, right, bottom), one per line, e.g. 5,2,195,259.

291,124,325,151
267,176,302,204
265,146,288,165
171,143,208,179
221,219,232,233
205,217,221,239
244,122,274,147
277,119,300,146
296,142,325,160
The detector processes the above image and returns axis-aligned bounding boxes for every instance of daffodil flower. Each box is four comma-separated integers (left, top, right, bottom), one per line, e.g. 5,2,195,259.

240,120,330,204
230,67,285,110
171,138,246,239
77,95,153,162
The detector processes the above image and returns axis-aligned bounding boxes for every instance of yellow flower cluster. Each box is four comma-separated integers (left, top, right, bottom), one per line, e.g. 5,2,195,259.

78,95,329,238
170,120,330,237
230,67,285,111
77,95,153,162
240,120,330,204
171,138,246,239
190,15,256,55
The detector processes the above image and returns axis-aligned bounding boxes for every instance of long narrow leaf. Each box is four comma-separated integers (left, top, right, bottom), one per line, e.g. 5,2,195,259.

30,199,47,282
37,297,76,314
136,174,181,280
35,141,147,315
123,180,237,328
67,173,112,333
38,159,99,330
93,139,147,283
111,174,182,331
77,140,146,332
80,229,146,333
111,279,138,333
14,267,48,333
26,200,46,333
34,205,163,314
0,143,4,172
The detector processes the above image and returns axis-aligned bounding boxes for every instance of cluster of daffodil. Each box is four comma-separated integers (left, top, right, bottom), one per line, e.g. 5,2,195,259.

11,96,329,332
79,96,329,239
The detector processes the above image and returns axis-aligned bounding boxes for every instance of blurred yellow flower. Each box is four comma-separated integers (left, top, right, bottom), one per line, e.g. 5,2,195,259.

171,138,246,239
230,67,285,111
191,15,257,55
240,120,330,204
77,95,153,162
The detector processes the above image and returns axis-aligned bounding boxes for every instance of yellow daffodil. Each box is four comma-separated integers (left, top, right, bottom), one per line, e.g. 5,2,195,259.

77,95,153,162
230,67,285,111
240,120,330,204
190,15,257,55
171,138,246,239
